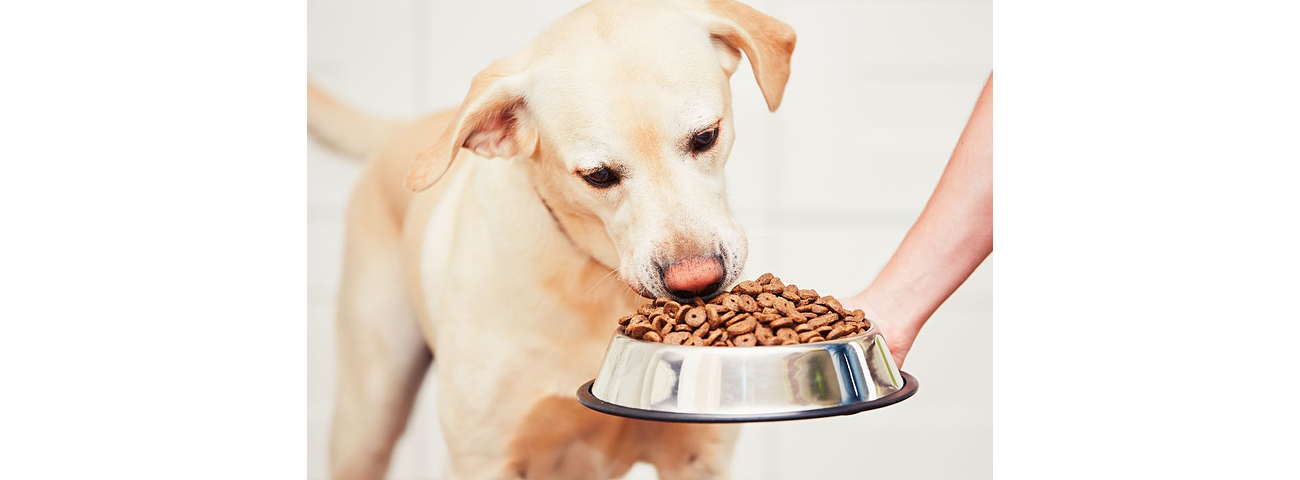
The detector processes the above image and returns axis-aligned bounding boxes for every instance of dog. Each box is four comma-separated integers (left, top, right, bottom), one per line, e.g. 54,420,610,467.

309,0,794,478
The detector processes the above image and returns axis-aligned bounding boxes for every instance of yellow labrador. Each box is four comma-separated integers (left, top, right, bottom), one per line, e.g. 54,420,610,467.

309,0,794,478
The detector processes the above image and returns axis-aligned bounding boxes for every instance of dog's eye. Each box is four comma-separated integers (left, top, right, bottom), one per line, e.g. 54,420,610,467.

691,127,719,153
580,167,620,189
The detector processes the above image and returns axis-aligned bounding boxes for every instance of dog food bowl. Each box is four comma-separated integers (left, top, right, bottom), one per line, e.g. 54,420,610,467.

576,323,917,423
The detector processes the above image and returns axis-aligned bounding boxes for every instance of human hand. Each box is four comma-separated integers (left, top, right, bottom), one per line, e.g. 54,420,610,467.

840,293,913,369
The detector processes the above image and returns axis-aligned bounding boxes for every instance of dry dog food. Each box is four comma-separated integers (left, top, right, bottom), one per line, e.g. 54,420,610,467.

616,273,869,346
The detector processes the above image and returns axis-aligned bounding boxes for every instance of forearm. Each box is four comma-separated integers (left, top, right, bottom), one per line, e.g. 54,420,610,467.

853,74,993,356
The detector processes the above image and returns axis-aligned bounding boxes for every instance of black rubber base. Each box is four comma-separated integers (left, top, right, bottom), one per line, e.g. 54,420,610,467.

576,371,918,423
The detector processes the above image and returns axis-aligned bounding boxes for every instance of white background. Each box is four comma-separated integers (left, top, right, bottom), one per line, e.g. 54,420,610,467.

308,0,991,478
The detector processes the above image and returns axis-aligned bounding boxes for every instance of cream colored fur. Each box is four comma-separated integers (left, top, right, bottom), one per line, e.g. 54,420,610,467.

309,1,794,478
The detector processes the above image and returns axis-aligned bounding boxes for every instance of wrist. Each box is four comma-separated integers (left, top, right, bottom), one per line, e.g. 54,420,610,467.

843,288,920,366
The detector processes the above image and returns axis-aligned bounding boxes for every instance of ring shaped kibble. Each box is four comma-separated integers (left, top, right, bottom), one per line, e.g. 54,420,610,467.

615,273,871,346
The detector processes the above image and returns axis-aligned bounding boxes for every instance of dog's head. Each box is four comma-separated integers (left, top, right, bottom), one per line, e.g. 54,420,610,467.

405,0,794,302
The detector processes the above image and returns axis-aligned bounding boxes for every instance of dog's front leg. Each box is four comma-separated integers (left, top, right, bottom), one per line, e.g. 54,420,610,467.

642,424,740,480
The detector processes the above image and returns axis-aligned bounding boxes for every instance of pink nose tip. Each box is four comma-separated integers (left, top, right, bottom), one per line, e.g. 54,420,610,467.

663,256,725,298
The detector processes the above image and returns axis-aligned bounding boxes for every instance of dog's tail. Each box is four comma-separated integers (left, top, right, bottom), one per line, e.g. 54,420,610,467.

307,81,406,160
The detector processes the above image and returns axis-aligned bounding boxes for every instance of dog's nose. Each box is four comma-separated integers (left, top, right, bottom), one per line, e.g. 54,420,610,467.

662,255,725,299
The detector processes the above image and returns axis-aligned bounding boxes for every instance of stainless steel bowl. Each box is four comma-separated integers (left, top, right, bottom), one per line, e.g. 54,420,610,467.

577,323,918,423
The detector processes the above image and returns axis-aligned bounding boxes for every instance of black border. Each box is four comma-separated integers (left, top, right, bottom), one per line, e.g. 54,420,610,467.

575,371,918,423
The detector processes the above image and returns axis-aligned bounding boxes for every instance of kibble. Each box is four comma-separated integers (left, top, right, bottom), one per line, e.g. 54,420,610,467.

684,308,707,328
616,273,870,346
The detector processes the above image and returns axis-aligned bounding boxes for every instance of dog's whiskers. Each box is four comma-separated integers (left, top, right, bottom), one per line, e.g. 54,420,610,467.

585,266,623,297
621,284,645,307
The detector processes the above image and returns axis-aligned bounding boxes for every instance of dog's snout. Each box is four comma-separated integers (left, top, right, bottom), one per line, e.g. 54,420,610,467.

661,255,725,299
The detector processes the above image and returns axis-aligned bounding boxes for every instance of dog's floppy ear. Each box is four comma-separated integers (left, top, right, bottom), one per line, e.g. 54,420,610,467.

692,0,796,112
405,60,537,192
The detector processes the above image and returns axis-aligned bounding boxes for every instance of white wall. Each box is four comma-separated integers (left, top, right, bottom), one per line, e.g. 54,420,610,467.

309,0,991,478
